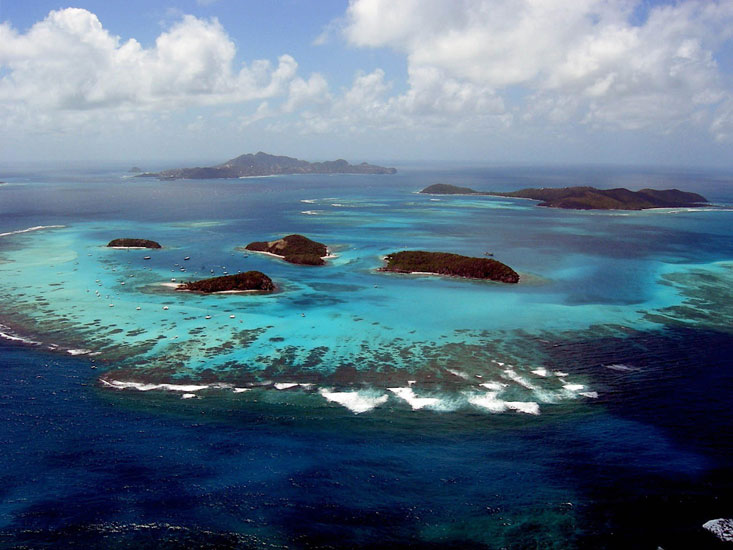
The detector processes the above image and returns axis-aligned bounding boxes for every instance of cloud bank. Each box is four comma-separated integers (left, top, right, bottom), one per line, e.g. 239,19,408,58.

1,2,732,159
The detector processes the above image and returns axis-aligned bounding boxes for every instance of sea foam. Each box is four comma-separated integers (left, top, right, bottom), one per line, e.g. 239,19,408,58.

101,379,210,392
388,387,441,410
0,225,65,238
319,389,388,414
467,391,540,415
0,324,41,345
703,518,733,542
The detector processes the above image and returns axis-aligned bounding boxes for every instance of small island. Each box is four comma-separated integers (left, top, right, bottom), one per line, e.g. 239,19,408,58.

420,184,708,210
245,234,329,266
138,152,396,180
420,183,479,195
177,271,274,293
380,251,519,283
107,238,162,249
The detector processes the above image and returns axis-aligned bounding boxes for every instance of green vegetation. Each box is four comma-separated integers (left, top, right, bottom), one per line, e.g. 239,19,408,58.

381,251,519,283
497,186,707,210
419,183,708,210
245,234,328,266
178,271,274,293
107,238,161,248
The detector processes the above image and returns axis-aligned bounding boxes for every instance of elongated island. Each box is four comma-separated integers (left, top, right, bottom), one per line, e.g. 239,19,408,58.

381,251,519,283
244,234,329,266
420,183,708,210
138,152,396,180
177,271,275,293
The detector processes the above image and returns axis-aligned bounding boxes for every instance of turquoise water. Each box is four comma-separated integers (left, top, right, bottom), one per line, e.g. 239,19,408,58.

0,164,732,547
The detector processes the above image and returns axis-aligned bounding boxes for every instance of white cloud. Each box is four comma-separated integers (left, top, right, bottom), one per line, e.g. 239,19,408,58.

340,0,733,139
0,8,302,132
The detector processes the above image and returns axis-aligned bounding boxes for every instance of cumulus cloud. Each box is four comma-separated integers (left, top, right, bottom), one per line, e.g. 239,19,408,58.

339,0,733,139
0,8,303,132
3,2,733,150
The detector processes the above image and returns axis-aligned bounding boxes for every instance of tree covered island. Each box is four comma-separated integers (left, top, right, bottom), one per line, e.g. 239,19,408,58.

380,251,519,283
420,184,708,210
107,238,162,248
245,234,329,266
177,271,274,293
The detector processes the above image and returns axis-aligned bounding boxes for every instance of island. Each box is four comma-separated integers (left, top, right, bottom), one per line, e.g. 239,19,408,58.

107,238,162,248
380,251,519,283
244,234,329,266
420,183,479,195
138,152,396,180
420,184,708,210
177,271,274,293
129,166,143,173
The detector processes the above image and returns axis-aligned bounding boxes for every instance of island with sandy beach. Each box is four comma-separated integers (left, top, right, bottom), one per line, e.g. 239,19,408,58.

107,238,162,248
420,184,708,210
177,271,275,293
244,234,329,266
380,251,519,283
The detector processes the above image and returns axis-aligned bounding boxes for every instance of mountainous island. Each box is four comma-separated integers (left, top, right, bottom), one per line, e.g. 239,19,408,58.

107,238,161,248
178,271,275,293
420,183,708,210
244,234,329,266
380,251,519,283
138,152,396,180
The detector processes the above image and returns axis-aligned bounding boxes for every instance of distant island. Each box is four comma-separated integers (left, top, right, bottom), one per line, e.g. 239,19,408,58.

107,238,161,248
128,166,142,173
420,183,479,195
420,184,708,210
178,271,274,293
380,251,519,283
138,152,396,180
244,234,329,266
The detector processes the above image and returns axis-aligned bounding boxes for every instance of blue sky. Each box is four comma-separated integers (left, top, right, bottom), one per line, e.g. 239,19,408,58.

1,0,732,166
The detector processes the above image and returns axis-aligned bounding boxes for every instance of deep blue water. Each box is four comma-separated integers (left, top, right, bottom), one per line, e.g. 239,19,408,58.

0,164,732,548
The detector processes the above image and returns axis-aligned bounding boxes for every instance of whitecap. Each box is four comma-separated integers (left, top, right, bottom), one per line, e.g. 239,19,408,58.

480,381,507,391
101,379,209,392
703,518,733,542
502,369,538,390
563,384,585,392
0,324,41,345
388,387,442,410
232,387,251,393
300,199,317,204
531,368,548,377
319,389,388,414
274,382,298,390
467,391,507,413
579,391,599,399
505,401,541,415
181,393,197,399
67,348,92,356
0,225,65,238
554,371,569,377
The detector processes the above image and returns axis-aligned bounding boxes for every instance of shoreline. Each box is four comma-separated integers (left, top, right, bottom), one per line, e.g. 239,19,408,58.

244,248,337,261
377,267,523,283
159,281,270,294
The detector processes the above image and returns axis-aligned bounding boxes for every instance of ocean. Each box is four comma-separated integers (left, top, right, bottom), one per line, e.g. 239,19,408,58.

0,163,731,548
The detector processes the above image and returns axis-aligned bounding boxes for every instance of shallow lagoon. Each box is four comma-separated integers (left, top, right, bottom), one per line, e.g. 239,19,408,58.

0,164,732,548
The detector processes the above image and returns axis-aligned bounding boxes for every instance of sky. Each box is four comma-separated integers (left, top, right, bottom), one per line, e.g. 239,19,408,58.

1,0,733,167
